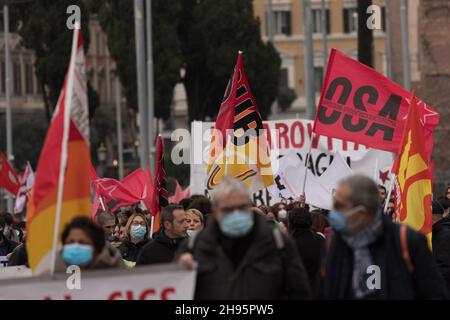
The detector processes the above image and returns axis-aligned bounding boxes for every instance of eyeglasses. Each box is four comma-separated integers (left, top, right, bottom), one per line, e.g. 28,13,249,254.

131,221,146,227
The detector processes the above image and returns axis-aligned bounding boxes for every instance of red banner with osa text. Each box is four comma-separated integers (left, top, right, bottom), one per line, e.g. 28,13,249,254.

313,49,439,157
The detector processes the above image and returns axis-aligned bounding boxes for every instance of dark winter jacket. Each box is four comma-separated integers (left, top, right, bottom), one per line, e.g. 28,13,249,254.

7,242,28,267
177,213,312,300
291,228,324,294
0,234,18,257
118,238,150,263
136,229,185,266
432,216,450,292
322,215,449,300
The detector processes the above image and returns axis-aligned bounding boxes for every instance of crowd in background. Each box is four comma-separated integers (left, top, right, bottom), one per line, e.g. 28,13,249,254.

1,180,450,300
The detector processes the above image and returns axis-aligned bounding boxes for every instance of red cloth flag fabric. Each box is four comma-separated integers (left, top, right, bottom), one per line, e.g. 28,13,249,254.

392,93,433,247
148,135,168,234
0,153,20,196
26,29,91,273
313,49,439,157
142,166,154,213
94,168,148,213
14,162,34,214
169,180,190,204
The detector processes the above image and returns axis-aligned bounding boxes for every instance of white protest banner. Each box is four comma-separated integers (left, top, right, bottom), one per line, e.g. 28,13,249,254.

0,266,32,279
318,153,353,196
0,256,8,268
0,264,196,300
190,119,393,207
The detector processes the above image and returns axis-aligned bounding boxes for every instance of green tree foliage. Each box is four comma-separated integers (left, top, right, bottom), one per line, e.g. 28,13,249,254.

14,0,99,120
0,112,48,170
178,0,281,122
92,0,182,119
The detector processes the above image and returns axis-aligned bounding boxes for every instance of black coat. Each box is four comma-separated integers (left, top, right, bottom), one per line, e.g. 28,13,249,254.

322,215,449,300
118,238,150,263
7,242,28,267
291,229,324,293
432,216,450,292
136,230,184,266
0,234,18,257
177,214,312,300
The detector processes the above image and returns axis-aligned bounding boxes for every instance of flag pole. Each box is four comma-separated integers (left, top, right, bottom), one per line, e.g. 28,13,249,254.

150,215,154,237
50,25,79,276
383,173,396,213
301,132,315,195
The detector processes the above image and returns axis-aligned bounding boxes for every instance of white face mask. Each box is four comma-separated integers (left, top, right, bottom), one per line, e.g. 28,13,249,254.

186,229,197,238
278,209,287,220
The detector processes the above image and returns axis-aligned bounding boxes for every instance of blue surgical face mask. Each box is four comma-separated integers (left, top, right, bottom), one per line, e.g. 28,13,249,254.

62,243,94,267
130,225,147,240
329,206,362,235
219,210,254,238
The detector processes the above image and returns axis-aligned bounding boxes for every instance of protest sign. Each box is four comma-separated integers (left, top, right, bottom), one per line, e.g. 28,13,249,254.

0,264,196,300
190,119,394,207
313,49,439,157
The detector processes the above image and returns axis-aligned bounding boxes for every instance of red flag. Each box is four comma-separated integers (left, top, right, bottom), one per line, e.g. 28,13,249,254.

313,49,439,157
169,180,190,204
14,162,34,214
142,166,154,213
152,135,168,217
392,93,433,247
0,153,20,196
94,168,148,213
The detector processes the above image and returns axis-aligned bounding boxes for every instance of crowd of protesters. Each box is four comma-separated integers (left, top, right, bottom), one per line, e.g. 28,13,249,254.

1,179,450,300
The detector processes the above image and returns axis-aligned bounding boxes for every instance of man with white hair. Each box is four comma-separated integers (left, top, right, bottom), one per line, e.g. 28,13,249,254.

177,177,311,299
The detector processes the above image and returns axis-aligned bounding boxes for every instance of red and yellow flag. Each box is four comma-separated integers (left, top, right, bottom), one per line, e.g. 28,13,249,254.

392,93,434,247
206,51,274,193
26,29,91,273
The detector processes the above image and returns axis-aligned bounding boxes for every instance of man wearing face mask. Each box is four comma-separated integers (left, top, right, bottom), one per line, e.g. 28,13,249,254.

96,211,117,242
177,177,311,300
322,175,448,300
136,205,188,266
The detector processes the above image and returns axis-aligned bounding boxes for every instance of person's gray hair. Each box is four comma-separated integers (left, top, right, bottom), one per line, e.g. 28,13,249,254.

96,211,116,227
210,177,252,206
338,174,380,215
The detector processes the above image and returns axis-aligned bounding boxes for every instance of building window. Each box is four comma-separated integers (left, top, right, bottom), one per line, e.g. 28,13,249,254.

314,67,324,93
343,8,358,33
312,9,330,34
269,10,291,36
25,64,34,95
13,63,21,95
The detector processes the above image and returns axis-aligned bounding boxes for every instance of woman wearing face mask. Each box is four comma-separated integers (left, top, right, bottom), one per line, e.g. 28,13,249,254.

54,217,124,272
185,209,204,238
118,213,151,267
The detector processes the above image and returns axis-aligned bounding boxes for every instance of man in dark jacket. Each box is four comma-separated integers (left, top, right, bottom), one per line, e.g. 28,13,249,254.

136,205,188,265
323,175,449,300
432,197,450,292
177,177,311,300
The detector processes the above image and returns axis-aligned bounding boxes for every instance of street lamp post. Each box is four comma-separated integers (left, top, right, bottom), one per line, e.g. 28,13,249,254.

97,143,107,177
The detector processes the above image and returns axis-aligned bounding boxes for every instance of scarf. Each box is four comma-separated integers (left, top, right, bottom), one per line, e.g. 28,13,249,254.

342,212,383,299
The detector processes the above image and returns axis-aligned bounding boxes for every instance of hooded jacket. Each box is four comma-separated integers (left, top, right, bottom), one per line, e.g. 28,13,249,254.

135,229,185,266
432,216,450,292
54,242,124,273
176,213,312,300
